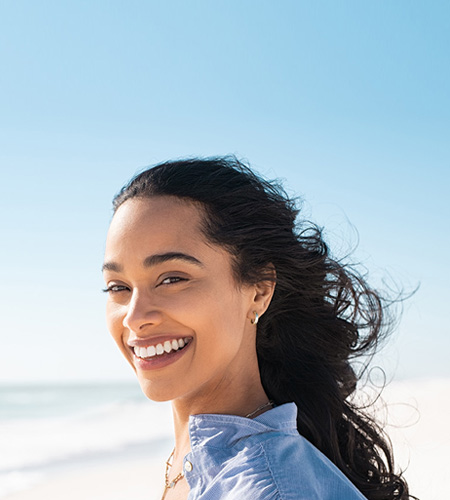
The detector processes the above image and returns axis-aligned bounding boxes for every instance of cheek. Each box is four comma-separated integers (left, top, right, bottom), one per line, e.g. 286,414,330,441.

195,292,248,353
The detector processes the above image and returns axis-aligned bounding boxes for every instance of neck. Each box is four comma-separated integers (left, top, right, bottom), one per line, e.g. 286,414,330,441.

170,371,270,462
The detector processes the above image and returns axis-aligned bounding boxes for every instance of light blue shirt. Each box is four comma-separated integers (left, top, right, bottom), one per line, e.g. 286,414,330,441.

183,403,367,499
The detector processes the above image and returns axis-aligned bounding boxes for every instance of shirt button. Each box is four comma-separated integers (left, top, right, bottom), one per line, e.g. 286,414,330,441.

184,460,193,472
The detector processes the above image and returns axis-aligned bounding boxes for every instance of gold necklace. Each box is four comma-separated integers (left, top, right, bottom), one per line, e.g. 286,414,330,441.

161,448,185,499
162,401,274,497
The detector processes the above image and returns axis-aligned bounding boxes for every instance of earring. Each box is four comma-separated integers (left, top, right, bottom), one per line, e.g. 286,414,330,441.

250,311,259,325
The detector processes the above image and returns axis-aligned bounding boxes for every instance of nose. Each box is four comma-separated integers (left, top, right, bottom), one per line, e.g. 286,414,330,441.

122,289,163,333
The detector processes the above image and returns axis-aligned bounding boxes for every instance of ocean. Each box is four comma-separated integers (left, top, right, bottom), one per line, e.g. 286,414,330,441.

0,383,173,498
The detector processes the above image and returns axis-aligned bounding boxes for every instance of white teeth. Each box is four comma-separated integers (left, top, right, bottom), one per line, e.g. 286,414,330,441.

134,338,190,359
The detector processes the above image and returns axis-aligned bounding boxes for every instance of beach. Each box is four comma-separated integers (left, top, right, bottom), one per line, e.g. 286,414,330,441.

1,379,448,500
377,378,450,499
3,458,165,500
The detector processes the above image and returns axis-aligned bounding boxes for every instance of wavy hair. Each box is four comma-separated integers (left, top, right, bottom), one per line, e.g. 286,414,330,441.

113,156,413,500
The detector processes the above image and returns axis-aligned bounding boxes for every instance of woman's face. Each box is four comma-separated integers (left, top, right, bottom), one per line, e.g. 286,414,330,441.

103,196,260,404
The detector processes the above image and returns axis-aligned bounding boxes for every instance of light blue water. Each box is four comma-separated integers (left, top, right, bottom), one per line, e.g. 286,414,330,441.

0,382,146,420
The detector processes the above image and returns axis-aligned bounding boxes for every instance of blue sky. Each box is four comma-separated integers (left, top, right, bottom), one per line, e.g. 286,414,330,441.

0,1,448,383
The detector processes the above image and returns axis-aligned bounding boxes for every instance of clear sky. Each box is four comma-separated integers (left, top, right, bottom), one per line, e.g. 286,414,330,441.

0,1,448,383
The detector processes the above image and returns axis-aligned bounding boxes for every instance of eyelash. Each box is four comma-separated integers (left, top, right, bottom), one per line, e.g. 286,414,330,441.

102,285,129,294
159,276,186,286
102,276,187,293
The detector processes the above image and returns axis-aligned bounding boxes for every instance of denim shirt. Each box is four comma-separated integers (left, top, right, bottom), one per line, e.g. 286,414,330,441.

182,403,367,499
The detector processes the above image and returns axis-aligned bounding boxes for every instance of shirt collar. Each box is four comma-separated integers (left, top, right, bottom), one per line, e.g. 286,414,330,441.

188,402,298,450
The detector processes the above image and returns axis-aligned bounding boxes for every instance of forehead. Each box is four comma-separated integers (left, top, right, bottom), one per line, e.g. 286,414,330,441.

105,196,209,258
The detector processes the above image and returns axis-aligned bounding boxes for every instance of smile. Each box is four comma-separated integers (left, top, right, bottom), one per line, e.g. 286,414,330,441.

133,338,191,359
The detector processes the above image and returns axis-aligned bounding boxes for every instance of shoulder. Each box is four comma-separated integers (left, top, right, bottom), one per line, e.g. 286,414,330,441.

186,404,367,500
194,435,366,500
258,431,367,499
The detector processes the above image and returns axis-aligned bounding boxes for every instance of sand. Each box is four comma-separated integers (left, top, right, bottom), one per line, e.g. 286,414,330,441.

4,458,166,500
379,378,450,499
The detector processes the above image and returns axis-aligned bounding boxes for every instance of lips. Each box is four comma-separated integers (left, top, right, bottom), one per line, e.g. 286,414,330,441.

129,335,193,372
133,337,191,359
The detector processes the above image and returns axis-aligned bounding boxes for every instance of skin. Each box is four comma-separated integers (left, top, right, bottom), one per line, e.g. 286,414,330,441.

103,196,275,499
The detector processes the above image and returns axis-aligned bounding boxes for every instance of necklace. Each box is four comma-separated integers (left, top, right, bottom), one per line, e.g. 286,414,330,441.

162,401,274,498
161,448,185,499
245,400,274,419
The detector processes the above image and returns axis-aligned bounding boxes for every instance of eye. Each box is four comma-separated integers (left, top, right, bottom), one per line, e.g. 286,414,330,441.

102,284,130,294
159,276,187,286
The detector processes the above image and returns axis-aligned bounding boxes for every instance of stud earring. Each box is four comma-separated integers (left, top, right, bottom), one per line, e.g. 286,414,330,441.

250,311,259,325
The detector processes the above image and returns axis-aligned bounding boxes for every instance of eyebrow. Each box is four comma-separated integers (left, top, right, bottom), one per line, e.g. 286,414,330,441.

102,252,204,273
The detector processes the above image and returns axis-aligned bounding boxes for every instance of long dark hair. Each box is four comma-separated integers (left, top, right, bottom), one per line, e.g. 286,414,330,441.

113,156,413,500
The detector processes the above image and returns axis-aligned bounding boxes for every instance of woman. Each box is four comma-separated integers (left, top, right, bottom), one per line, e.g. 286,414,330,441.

103,157,412,500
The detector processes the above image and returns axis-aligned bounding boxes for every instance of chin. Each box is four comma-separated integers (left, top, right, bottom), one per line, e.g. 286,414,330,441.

136,376,177,402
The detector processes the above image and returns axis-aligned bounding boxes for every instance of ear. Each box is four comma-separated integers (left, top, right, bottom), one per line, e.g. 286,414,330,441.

247,266,276,320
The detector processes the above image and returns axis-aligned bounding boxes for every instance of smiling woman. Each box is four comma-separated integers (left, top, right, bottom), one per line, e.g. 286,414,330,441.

103,157,414,500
